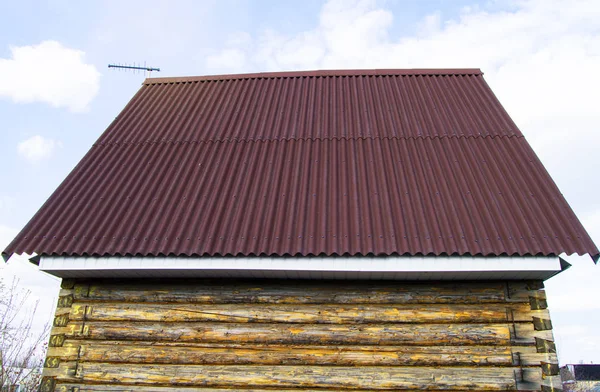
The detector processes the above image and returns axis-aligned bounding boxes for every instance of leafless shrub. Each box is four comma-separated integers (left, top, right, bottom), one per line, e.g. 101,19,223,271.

0,278,50,392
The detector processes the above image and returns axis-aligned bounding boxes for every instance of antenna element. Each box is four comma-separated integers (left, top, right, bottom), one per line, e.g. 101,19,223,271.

108,63,161,78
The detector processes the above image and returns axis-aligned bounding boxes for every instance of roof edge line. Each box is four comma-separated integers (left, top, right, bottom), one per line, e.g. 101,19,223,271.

144,68,483,85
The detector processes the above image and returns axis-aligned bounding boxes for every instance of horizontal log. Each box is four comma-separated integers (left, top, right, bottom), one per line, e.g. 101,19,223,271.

77,341,514,366
69,302,537,324
62,321,512,345
74,364,518,390
55,385,498,392
77,280,515,304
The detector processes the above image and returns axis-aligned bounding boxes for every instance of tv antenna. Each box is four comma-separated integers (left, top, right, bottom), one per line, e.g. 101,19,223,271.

108,62,161,78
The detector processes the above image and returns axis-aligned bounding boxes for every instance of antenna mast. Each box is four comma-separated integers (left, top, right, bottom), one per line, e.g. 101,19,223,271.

108,62,161,78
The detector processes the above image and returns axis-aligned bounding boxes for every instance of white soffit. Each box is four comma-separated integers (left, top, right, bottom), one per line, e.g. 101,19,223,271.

37,255,565,280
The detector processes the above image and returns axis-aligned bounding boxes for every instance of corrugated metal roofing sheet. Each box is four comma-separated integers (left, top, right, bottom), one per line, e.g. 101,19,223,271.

3,69,598,260
98,70,520,144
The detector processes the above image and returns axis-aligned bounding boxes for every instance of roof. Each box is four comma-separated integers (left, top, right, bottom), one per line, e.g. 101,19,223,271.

3,69,598,260
562,364,600,381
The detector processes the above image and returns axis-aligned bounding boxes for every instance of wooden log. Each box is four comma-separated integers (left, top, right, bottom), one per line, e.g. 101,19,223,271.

47,343,80,361
56,288,74,308
41,360,78,380
74,364,518,390
39,377,56,392
506,281,545,301
512,323,554,345
535,337,557,353
517,367,562,391
77,280,513,304
532,316,553,331
55,386,495,392
512,346,558,366
76,341,513,366
541,361,560,376
61,279,76,289
69,302,537,324
529,296,548,310
64,321,512,345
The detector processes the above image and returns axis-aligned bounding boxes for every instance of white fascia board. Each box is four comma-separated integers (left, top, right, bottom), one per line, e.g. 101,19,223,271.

38,255,563,280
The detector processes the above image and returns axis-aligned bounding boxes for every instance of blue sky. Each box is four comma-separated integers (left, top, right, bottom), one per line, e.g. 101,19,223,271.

1,0,599,364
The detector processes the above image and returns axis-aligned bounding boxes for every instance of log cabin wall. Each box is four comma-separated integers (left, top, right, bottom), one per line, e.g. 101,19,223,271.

41,279,561,392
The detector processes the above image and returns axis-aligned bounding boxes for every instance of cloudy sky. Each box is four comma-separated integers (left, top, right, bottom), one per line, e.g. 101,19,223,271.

1,0,598,364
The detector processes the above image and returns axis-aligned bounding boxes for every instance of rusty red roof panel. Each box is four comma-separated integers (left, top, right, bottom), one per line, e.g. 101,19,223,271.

3,69,598,260
97,70,520,145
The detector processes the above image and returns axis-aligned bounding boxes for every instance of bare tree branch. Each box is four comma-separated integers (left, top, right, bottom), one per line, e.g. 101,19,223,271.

1,277,50,391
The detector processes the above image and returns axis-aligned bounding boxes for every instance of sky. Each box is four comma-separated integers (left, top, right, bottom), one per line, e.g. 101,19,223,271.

0,0,598,364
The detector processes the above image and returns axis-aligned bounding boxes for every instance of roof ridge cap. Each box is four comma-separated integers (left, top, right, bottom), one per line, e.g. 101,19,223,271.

144,68,483,85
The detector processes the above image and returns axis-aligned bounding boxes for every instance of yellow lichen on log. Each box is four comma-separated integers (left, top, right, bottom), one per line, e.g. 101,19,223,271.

76,364,518,390
68,302,537,324
76,341,513,366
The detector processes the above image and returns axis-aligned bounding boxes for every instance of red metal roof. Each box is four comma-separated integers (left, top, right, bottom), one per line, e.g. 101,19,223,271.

4,69,598,260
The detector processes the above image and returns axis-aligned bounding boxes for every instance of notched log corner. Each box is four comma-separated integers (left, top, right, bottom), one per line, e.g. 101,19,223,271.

530,296,548,310
60,279,75,290
535,337,557,353
542,385,563,392
541,361,560,376
57,294,74,308
49,334,66,347
39,376,56,392
53,314,70,327
516,367,562,391
44,356,61,369
533,317,553,331
507,281,545,301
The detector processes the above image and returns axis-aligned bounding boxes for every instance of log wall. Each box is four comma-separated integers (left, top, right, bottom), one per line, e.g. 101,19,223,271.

41,279,561,392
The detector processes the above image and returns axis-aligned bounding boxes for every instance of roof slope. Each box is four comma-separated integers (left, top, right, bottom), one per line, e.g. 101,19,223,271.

4,69,598,260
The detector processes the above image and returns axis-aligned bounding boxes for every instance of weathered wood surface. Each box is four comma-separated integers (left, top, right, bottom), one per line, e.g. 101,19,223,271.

68,302,546,324
71,364,519,390
55,386,498,392
53,340,556,366
74,280,537,304
41,360,77,379
513,347,559,366
43,279,559,392
72,341,513,365
517,367,563,391
58,321,512,345
512,323,554,344
506,281,545,300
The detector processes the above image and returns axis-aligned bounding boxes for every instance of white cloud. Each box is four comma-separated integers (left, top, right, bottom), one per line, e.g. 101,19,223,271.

17,135,61,163
0,41,101,112
206,49,248,72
